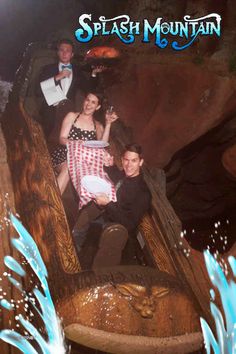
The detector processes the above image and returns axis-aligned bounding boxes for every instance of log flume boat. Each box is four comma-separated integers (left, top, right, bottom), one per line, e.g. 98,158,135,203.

1,43,235,354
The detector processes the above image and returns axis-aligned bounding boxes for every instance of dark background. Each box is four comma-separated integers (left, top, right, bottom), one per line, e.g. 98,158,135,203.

0,0,125,81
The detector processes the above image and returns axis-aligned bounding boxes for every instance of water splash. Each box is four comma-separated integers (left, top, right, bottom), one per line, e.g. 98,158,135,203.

0,214,66,354
0,298,14,311
0,77,12,113
200,250,236,354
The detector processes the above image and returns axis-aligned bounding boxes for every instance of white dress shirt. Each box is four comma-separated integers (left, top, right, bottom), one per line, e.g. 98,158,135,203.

40,62,73,106
58,62,73,96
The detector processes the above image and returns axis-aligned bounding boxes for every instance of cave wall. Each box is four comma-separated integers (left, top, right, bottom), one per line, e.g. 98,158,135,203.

104,60,236,167
98,0,236,227
165,115,236,220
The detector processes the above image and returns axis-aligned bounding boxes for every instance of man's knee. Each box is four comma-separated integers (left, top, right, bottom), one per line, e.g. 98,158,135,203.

103,223,128,241
76,202,103,229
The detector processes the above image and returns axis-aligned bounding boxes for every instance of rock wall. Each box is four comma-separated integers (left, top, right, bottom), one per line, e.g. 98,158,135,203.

99,0,236,229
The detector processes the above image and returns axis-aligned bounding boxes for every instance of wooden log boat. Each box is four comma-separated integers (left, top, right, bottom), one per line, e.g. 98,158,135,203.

1,42,234,353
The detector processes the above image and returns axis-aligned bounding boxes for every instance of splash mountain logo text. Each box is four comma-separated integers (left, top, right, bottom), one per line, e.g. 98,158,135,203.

75,13,221,51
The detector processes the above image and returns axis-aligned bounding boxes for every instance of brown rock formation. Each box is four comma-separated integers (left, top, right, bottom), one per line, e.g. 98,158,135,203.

104,60,236,167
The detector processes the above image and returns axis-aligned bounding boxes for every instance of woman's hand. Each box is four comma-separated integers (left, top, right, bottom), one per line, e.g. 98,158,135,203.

100,111,118,142
105,111,119,125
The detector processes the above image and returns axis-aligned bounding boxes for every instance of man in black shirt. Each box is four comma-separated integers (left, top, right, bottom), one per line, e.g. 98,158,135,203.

96,144,151,234
74,143,151,268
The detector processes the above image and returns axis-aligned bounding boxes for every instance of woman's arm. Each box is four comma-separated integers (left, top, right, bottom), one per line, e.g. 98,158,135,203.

59,112,76,145
95,122,105,140
96,111,118,142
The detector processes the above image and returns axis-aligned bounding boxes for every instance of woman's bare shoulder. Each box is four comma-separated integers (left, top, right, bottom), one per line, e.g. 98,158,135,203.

63,111,78,123
62,112,78,125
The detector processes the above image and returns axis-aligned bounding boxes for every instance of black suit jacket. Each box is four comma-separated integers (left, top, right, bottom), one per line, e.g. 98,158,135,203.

39,63,95,101
103,166,152,232
38,63,98,137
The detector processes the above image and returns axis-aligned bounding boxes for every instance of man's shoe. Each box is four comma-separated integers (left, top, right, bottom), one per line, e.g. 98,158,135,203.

92,224,128,268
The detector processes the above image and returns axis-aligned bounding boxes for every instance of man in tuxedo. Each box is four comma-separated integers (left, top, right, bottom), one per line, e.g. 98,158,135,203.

39,38,99,139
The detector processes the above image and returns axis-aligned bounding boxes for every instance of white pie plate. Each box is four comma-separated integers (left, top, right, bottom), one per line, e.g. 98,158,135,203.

81,175,111,195
83,140,109,148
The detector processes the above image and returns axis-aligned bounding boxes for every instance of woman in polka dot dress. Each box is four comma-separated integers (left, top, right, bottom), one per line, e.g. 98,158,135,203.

52,91,118,194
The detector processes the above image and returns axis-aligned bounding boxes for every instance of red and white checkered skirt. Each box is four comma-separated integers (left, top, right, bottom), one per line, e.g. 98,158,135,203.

67,141,117,209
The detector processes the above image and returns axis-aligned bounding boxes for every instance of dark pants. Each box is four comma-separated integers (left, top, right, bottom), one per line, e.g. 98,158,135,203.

72,202,104,251
72,202,128,268
73,204,118,250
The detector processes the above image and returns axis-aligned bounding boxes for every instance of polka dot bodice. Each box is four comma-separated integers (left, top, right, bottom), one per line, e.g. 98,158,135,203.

67,125,96,141
51,117,97,167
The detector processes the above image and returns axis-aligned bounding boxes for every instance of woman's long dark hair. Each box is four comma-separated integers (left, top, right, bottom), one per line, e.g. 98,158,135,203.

86,91,106,125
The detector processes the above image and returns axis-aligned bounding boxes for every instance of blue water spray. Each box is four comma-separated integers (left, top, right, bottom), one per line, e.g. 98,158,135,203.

201,250,236,354
0,214,66,354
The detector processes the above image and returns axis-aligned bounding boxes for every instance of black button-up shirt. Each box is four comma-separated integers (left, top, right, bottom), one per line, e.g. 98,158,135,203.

104,166,151,232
